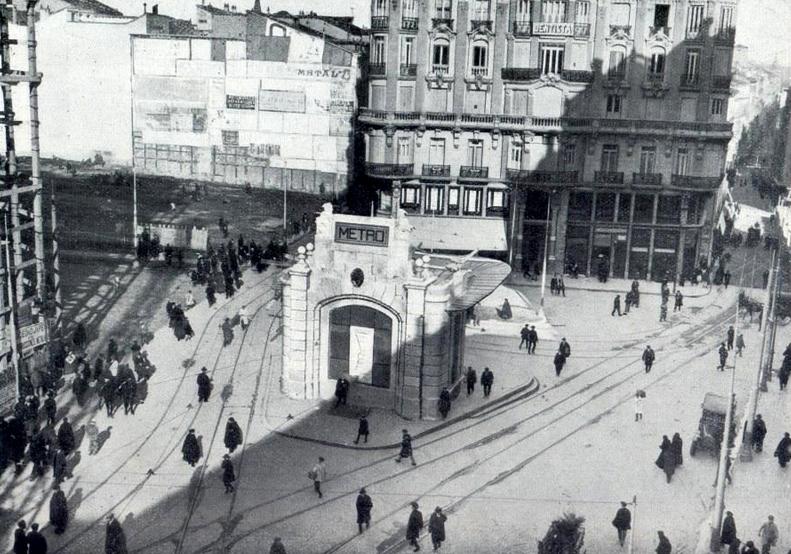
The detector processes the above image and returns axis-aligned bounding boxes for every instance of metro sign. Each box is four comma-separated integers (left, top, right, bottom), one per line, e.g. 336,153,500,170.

334,222,389,247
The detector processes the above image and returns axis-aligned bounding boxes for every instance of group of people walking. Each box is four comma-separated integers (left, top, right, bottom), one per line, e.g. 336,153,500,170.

715,510,780,554
655,433,684,483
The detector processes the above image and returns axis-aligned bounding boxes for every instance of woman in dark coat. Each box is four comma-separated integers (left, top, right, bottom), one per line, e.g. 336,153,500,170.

182,429,201,467
205,281,217,307
57,417,75,455
720,511,736,546
49,485,69,534
428,506,447,550
72,322,88,351
221,318,234,347
774,432,791,467
655,435,677,483
221,454,235,493
553,351,566,377
671,433,683,466
105,514,128,554
29,432,49,477
406,502,423,551
224,417,243,453
52,447,68,485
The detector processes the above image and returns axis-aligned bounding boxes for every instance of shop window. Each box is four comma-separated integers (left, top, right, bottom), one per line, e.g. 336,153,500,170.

656,195,681,224
565,225,590,271
568,192,593,221
687,193,705,224
633,194,655,223
448,186,460,214
654,229,679,249
425,186,445,214
463,187,482,215
617,193,632,222
595,193,616,221
486,189,508,216
401,185,421,211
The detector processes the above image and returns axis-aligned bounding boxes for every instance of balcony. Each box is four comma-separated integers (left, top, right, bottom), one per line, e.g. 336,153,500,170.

646,72,665,83
422,164,451,178
595,171,625,184
502,67,541,81
632,173,663,187
715,28,736,45
459,166,489,179
365,163,414,177
369,63,387,76
401,16,418,30
562,70,594,83
573,23,590,38
431,64,450,76
400,63,417,77
470,66,489,78
610,25,631,36
712,75,732,90
371,16,389,30
507,170,579,185
671,174,722,190
649,25,671,37
432,17,453,29
686,28,703,40
512,21,531,36
606,71,627,83
470,19,492,31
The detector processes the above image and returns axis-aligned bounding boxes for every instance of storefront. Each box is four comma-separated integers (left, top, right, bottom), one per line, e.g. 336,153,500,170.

280,205,510,419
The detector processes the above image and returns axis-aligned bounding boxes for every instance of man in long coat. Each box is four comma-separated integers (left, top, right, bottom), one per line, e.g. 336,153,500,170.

356,487,373,534
49,484,69,534
57,417,75,455
182,429,201,467
612,501,631,546
720,511,737,546
671,433,684,467
718,343,728,371
773,432,791,467
395,429,416,466
26,523,47,554
52,447,68,486
197,367,212,402
752,414,767,453
105,513,128,554
406,502,423,552
554,351,566,377
428,506,447,551
224,417,243,452
642,346,655,373
221,318,234,346
221,454,235,493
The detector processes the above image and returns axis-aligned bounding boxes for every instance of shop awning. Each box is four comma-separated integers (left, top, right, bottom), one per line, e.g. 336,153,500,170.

409,216,509,252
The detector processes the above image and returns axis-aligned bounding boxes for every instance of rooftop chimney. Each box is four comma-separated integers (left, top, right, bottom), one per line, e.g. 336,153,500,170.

231,4,236,11
223,3,229,10
252,0,261,12
152,4,158,14
143,2,147,14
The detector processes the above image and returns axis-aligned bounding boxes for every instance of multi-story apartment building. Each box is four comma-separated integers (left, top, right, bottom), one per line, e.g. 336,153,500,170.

359,0,736,281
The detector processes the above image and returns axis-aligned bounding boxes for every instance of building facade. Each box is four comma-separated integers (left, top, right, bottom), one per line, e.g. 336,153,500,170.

360,0,736,280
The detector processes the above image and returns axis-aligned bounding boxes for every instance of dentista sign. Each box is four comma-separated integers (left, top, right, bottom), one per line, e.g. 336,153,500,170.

334,222,389,247
532,22,573,35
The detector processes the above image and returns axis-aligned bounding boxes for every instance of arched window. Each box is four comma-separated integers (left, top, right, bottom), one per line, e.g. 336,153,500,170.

608,46,627,79
432,38,451,74
648,47,666,77
470,40,488,76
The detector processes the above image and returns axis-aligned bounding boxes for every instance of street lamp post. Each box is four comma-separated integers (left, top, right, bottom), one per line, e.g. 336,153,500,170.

539,192,553,310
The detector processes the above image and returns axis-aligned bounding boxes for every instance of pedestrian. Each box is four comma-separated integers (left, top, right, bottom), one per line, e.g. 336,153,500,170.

612,294,622,317
396,429,417,466
671,432,683,467
550,274,557,295
120,376,137,415
719,343,729,371
438,389,451,419
197,366,212,402
481,367,494,397
185,289,196,309
13,520,27,554
655,435,677,483
741,540,759,554
558,275,566,296
465,366,477,395
182,429,201,467
57,417,75,455
406,502,424,552
26,523,47,554
93,354,105,381
105,513,128,554
269,537,286,554
71,372,88,407
238,305,250,330
221,317,234,346
559,337,571,358
624,290,633,314
354,414,370,444
334,377,350,408
721,511,737,547
643,345,655,373
736,333,746,357
49,484,69,534
554,350,566,377
428,506,447,551
727,326,735,350
519,324,530,350
759,515,779,553
763,269,770,289
107,337,118,363
224,417,243,453
612,501,631,547
496,298,512,320
356,487,373,534
101,378,116,417
752,414,767,453
86,418,100,455
205,281,216,306
631,280,640,307
659,299,668,322
43,392,56,427
674,290,683,312
773,432,791,468
309,456,327,498
529,325,538,354
728,538,742,554
634,390,644,422
656,530,672,554
221,454,235,493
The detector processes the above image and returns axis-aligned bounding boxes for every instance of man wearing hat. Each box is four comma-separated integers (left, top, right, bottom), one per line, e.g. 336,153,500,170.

221,454,235,493
182,429,200,467
356,487,373,534
611,501,631,547
406,502,423,552
396,430,416,466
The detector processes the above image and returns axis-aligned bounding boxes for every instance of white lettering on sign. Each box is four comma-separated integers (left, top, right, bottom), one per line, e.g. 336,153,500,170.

19,322,48,352
532,22,573,36
334,222,389,247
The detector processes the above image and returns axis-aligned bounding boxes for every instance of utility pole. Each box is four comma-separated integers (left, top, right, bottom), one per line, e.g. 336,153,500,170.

627,495,637,554
539,193,552,311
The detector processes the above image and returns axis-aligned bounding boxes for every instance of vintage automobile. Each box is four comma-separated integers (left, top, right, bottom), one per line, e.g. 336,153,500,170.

690,393,737,458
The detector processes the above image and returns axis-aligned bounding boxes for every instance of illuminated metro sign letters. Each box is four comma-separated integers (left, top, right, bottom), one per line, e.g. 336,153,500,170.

334,222,389,247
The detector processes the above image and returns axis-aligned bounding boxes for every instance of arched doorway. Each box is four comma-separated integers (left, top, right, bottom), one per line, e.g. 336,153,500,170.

328,305,393,388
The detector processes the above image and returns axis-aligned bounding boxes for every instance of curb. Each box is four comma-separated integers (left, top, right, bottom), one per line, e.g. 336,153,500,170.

508,277,714,299
272,377,541,450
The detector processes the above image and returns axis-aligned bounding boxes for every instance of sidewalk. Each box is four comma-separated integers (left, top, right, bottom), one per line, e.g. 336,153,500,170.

509,272,715,298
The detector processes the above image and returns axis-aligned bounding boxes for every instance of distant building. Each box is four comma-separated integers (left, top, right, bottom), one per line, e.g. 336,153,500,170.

359,0,737,281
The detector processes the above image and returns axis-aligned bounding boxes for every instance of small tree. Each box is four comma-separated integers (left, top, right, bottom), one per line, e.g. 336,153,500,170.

538,512,586,554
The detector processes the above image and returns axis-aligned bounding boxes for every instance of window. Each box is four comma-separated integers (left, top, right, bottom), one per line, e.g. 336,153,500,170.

397,137,412,164
713,49,731,76
711,98,724,116
401,36,414,65
575,1,589,23
718,5,735,36
601,144,619,172
471,43,488,75
541,45,564,74
425,186,445,213
542,0,566,23
472,0,490,20
463,187,482,215
562,143,577,169
508,141,522,169
657,196,681,224
432,40,450,73
649,50,666,76
617,193,632,222
429,138,446,165
568,192,593,221
372,36,386,64
606,94,622,115
654,4,670,28
515,0,530,22
373,0,388,17
402,0,417,18
633,194,655,223
595,193,616,221
610,2,630,26
448,186,460,212
639,146,656,174
401,185,421,206
686,4,704,37
435,0,452,19
684,50,700,84
608,48,626,79
467,139,484,167
487,189,507,212
674,148,689,175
